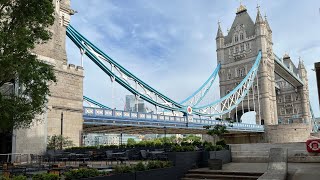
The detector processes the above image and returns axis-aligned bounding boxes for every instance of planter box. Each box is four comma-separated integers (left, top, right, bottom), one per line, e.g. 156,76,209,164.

209,150,231,164
136,167,177,180
168,151,202,168
81,167,177,180
83,173,135,180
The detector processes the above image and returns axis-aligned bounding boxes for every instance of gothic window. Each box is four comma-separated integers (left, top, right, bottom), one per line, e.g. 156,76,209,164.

245,42,250,49
295,95,299,101
281,108,285,115
234,35,239,42
237,67,245,77
240,33,244,40
278,97,282,103
240,44,244,51
286,108,293,114
235,46,239,53
227,73,232,80
285,95,292,102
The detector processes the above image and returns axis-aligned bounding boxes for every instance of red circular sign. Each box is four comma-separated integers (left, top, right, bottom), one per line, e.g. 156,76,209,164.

187,106,192,114
306,139,320,153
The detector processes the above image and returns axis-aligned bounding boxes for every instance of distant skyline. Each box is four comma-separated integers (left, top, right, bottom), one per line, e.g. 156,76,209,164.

67,0,320,117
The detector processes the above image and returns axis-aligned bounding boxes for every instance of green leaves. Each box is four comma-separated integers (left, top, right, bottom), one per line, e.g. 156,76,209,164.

0,0,55,130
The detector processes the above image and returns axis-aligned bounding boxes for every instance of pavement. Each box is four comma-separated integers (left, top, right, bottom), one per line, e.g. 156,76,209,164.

215,163,320,180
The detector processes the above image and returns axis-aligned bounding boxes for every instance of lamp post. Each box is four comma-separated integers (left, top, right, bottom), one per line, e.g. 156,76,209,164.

60,112,63,150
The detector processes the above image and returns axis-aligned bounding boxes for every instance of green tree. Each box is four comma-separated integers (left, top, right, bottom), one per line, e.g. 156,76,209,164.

183,135,201,143
204,125,228,144
0,0,56,130
127,138,136,146
47,135,74,150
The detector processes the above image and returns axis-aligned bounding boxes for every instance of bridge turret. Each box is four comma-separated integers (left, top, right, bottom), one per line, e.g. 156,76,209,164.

216,21,225,64
297,58,311,122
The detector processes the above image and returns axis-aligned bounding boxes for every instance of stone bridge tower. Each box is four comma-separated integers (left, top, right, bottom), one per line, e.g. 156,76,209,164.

216,5,277,126
217,4,312,143
13,0,84,154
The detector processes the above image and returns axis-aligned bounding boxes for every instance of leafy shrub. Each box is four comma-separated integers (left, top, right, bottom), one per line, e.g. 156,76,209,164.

113,165,133,174
147,161,172,169
216,139,226,147
205,144,224,151
32,173,59,180
12,176,27,180
64,168,100,180
133,162,145,171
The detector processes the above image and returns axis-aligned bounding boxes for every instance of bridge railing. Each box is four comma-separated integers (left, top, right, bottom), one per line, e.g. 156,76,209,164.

83,107,265,132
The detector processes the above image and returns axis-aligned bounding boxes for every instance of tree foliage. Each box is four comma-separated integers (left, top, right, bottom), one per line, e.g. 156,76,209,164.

0,0,56,130
47,135,74,150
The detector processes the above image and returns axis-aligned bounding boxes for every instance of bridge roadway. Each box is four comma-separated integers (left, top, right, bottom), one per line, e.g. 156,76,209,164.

83,107,264,134
274,53,304,87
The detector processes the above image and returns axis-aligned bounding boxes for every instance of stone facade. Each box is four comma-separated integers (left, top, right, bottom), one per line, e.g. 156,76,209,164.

217,5,311,143
275,57,311,124
217,5,277,125
14,0,84,154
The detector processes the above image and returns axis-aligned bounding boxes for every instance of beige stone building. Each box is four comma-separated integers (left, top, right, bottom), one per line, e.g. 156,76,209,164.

216,5,311,143
13,0,84,154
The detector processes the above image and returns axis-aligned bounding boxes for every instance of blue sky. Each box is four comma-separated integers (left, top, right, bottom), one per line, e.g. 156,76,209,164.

66,0,320,117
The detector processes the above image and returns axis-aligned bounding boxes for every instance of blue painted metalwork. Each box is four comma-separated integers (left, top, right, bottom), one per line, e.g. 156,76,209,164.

83,107,265,132
193,51,262,116
83,96,111,109
180,63,221,106
67,25,185,112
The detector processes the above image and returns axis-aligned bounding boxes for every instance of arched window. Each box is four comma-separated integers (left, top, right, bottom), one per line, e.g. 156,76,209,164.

240,33,244,40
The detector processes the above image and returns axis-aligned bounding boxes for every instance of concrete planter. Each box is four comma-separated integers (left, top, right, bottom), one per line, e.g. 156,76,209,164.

136,167,177,180
168,151,203,178
82,167,177,180
208,159,222,170
82,173,135,180
209,149,231,164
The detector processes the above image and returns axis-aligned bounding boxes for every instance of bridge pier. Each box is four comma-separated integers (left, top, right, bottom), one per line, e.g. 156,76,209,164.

13,0,84,155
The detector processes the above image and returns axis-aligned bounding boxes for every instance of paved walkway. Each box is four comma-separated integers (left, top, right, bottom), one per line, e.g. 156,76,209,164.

204,163,320,180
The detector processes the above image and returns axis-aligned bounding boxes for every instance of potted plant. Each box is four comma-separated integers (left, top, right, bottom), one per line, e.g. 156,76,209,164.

204,125,229,170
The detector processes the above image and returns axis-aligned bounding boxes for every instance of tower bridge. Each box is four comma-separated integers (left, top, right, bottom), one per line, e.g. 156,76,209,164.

9,1,316,154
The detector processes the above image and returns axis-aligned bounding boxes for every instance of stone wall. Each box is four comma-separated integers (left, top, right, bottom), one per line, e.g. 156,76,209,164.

13,0,84,154
265,124,311,143
46,63,84,146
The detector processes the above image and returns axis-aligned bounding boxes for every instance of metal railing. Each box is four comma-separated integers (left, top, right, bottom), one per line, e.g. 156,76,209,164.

83,107,265,132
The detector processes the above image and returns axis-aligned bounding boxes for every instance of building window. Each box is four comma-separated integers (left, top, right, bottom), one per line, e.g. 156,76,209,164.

286,108,293,114
227,73,232,80
295,95,299,101
240,33,244,40
229,48,232,55
237,68,245,77
240,44,244,51
246,42,250,49
281,108,285,115
235,46,239,53
285,95,292,102
278,97,282,103
234,35,238,42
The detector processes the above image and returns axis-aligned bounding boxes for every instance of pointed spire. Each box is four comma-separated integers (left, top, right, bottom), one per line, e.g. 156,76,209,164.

255,4,264,24
264,13,272,32
216,20,224,39
298,57,305,69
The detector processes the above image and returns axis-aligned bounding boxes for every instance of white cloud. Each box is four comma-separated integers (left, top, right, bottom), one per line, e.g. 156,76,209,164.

67,0,320,116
